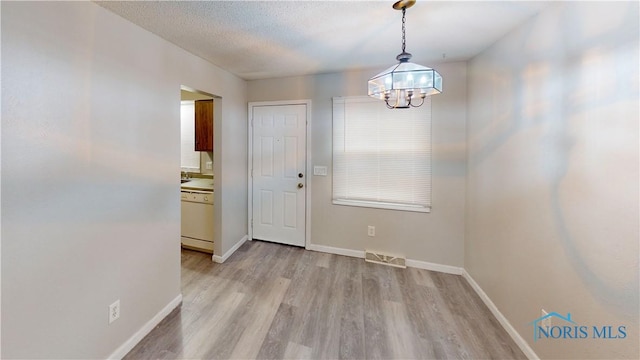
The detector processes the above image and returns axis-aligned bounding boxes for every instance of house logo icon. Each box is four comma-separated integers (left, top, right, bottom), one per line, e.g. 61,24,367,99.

528,312,576,342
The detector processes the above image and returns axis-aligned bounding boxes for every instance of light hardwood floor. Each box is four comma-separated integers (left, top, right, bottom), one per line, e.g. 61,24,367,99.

124,240,526,359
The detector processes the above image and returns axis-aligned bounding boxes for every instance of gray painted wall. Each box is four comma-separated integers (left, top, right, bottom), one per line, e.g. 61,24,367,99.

1,2,247,358
248,62,467,267
3,1,638,359
466,2,639,358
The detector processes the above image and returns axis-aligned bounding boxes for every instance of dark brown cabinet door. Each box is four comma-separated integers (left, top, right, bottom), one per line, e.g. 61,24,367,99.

194,99,213,151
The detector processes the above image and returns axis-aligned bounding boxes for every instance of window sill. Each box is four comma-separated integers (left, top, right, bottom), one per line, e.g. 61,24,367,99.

332,199,431,213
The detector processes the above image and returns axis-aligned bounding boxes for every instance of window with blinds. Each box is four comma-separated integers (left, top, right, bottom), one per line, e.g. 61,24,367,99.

332,96,432,212
180,101,201,172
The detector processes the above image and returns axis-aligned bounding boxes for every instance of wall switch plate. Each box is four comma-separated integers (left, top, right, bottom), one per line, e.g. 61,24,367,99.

109,300,120,324
367,226,375,237
206,161,213,170
313,166,327,176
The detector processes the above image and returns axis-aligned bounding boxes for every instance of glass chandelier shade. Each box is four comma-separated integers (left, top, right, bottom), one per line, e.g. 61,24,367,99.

368,0,442,109
368,60,442,109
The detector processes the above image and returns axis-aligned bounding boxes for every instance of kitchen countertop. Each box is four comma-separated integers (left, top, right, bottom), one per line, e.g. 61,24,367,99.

181,178,214,192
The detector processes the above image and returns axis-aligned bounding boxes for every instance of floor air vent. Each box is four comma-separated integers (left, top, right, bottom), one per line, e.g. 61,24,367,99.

364,250,406,268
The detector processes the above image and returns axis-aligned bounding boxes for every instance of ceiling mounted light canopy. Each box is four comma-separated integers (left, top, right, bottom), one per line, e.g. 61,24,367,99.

368,0,442,109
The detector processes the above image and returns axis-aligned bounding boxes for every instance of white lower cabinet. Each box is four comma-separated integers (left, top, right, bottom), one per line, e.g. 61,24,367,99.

180,190,214,253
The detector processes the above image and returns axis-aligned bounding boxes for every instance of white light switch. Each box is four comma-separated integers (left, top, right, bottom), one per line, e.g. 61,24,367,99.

313,166,327,176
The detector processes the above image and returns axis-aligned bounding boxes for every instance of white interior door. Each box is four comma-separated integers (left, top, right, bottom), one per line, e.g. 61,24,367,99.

251,104,307,247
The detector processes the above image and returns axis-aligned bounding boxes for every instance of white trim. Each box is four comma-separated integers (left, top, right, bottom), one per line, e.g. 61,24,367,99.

107,294,182,360
462,270,539,360
305,101,312,251
306,244,365,259
212,235,248,263
405,259,463,275
247,100,312,248
247,103,252,240
307,244,463,275
333,199,431,213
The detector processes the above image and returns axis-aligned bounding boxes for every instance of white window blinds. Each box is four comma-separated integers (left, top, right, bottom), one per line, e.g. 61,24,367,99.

180,101,200,171
332,96,432,212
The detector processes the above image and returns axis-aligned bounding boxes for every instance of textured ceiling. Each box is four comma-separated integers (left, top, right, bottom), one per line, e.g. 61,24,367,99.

96,1,551,80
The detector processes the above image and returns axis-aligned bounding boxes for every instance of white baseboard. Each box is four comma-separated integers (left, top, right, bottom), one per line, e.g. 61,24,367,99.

306,243,365,259
306,244,463,275
462,270,539,360
212,234,248,263
107,294,182,360
405,259,463,275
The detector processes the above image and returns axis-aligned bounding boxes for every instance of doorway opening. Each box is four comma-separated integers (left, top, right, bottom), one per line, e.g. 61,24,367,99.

180,86,220,261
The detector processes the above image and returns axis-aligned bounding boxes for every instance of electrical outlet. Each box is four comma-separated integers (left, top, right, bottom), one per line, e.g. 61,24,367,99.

541,309,551,327
109,300,120,324
367,226,375,237
206,161,213,170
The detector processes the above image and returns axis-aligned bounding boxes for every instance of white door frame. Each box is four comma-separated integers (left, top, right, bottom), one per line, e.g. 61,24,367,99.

248,100,312,248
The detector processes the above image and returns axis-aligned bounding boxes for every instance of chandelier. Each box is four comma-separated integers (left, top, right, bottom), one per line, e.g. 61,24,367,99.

367,0,442,109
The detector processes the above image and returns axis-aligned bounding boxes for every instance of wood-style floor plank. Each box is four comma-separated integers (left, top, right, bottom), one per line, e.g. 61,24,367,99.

124,240,526,360
256,302,297,359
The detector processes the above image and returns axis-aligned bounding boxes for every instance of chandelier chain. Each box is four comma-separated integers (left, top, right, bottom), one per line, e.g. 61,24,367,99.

401,7,406,53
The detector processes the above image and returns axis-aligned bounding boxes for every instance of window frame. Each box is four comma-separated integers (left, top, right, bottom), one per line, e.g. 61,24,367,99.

331,96,432,213
180,100,201,173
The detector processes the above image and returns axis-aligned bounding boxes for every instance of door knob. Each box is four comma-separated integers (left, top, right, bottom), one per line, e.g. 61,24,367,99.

298,173,304,178
297,183,304,189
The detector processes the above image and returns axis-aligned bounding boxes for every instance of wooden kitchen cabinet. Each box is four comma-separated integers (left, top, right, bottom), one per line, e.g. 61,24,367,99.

194,99,213,151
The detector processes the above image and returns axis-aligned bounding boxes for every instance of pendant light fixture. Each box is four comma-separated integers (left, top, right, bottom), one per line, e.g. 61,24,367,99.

368,0,442,109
